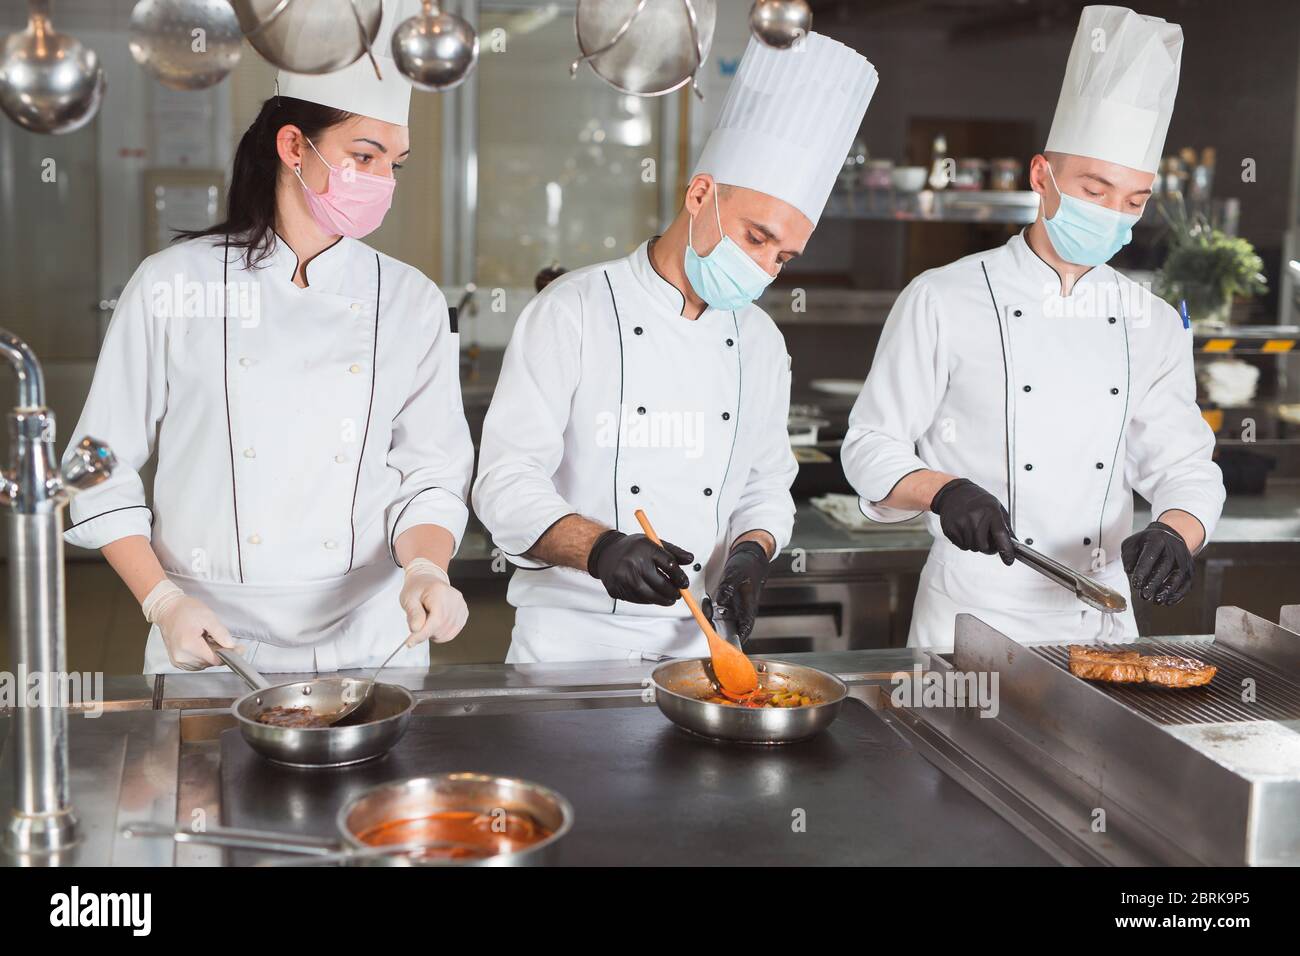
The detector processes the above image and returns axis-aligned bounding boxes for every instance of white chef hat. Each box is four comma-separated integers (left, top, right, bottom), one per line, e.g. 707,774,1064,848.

1046,5,1183,174
274,0,417,127
692,33,878,227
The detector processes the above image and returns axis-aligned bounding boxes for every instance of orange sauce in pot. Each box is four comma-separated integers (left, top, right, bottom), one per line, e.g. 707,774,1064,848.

355,810,552,860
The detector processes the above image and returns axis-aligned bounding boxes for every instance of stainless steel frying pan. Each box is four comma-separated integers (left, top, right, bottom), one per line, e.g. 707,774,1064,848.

650,658,847,744
213,645,413,768
124,773,573,866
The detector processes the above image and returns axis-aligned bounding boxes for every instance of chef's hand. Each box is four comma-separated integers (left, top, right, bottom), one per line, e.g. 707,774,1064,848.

142,579,236,671
1122,521,1194,605
400,559,469,646
587,530,692,606
712,541,771,642
930,477,1015,566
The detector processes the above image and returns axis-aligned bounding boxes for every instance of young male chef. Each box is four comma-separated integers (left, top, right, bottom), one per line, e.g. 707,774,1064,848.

63,0,475,672
841,6,1224,650
473,35,878,662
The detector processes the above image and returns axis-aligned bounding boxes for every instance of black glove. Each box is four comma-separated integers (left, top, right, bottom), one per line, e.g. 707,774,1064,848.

587,530,692,606
712,541,771,642
930,477,1015,566
1122,521,1193,605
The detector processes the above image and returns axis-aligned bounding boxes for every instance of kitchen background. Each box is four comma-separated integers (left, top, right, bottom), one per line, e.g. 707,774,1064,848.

1,0,1298,673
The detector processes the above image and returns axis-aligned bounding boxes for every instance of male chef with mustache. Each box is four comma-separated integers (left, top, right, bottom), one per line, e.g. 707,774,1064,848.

473,34,878,662
841,5,1225,650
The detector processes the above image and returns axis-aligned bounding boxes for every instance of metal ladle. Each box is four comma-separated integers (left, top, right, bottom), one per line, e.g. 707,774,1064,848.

0,0,106,134
203,632,407,726
391,0,480,92
325,635,410,725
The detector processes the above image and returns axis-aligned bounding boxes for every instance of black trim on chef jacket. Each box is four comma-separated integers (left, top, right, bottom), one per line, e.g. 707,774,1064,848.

387,484,470,567
645,236,688,316
221,239,383,580
222,236,245,583
713,311,743,544
601,266,745,610
1096,282,1132,556
604,269,626,615
65,503,154,531
346,254,382,574
980,261,1017,532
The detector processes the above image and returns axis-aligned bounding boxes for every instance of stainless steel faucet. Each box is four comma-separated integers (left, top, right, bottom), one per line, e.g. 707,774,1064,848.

0,329,115,857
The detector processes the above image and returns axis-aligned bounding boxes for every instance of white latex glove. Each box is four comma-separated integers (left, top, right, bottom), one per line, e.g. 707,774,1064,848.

399,559,468,647
142,579,237,671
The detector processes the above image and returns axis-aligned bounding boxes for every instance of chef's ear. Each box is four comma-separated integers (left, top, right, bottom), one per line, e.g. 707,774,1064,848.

1028,154,1060,217
682,174,715,218
274,124,307,172
1027,154,1051,197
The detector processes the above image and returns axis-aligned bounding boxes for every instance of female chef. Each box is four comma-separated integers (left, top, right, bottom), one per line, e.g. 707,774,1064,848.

62,8,474,672
841,7,1225,650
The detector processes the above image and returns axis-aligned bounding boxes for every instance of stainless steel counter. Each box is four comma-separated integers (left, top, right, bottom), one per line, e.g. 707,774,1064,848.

6,631,1289,867
2,648,943,867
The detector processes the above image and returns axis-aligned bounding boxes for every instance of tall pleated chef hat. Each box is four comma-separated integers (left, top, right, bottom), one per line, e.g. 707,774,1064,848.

692,33,878,227
274,0,418,127
1046,5,1183,175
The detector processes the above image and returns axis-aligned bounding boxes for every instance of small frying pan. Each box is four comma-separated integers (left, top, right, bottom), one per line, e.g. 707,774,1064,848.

210,643,414,768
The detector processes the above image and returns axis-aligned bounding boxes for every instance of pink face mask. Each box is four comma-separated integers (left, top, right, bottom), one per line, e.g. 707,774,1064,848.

294,137,396,239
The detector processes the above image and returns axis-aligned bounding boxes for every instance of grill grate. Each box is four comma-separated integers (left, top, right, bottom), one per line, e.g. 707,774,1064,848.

1033,640,1300,725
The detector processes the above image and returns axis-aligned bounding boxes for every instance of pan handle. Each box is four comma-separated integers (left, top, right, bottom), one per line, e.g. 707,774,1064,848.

203,632,270,691
122,821,340,855
122,822,482,863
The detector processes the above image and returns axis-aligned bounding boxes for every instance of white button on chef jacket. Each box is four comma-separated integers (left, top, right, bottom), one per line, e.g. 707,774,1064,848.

62,234,474,673
473,240,797,661
841,231,1225,650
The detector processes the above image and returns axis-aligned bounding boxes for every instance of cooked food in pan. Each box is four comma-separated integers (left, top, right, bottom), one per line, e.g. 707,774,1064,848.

701,686,819,708
254,705,333,728
356,810,553,860
1067,644,1217,688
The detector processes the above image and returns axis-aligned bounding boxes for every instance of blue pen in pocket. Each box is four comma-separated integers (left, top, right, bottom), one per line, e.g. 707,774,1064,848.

1179,299,1190,329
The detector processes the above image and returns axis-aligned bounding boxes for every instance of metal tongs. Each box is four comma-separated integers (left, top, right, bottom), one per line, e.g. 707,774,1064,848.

1012,538,1128,614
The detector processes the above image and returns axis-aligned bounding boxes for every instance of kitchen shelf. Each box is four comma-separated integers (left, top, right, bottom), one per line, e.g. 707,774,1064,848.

822,189,1039,225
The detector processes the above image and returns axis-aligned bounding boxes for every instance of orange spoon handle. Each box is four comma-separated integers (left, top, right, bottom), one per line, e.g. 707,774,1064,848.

633,510,719,636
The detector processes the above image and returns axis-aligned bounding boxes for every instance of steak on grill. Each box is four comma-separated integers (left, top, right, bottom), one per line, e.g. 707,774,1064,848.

1067,644,1216,688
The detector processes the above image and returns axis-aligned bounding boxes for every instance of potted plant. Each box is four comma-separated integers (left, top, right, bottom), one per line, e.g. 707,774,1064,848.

1155,196,1267,329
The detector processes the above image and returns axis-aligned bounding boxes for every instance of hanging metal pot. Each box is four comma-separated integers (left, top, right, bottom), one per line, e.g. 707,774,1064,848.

391,0,480,92
0,0,105,135
571,0,716,98
749,0,811,50
231,0,384,77
129,0,243,91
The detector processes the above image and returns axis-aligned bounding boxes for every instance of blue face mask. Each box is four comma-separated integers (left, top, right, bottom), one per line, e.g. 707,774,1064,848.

683,188,775,311
1041,163,1140,267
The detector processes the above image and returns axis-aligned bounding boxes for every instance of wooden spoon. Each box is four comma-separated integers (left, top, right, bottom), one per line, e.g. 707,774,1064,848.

633,509,759,698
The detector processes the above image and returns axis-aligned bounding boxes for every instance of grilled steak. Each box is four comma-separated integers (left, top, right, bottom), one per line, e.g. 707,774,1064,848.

1067,644,1216,688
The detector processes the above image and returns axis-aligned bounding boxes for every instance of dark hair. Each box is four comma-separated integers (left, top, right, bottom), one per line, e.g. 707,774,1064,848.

176,96,353,269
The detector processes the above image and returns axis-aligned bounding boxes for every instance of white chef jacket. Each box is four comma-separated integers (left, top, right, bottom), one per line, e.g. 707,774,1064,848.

63,233,474,673
472,240,798,661
842,231,1224,650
